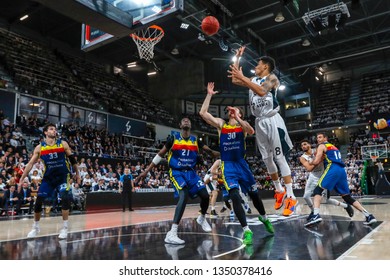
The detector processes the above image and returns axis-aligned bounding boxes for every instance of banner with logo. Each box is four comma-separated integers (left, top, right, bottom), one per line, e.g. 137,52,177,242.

107,115,147,137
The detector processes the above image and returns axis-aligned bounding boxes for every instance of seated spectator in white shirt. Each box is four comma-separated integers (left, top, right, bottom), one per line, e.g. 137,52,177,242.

30,169,42,183
72,183,85,210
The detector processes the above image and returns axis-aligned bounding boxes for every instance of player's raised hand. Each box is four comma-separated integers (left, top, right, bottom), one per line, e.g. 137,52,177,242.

207,82,218,95
235,46,246,57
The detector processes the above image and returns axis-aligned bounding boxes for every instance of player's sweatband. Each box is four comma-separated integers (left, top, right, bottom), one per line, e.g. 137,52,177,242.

152,154,162,165
68,154,77,165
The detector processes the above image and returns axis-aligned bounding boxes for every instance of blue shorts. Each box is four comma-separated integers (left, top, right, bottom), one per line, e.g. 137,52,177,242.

169,169,205,199
318,163,350,195
39,174,71,199
221,159,257,194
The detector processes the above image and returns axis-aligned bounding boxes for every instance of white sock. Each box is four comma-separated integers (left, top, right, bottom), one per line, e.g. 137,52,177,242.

273,180,284,193
171,224,178,231
33,221,39,228
63,220,69,229
313,208,320,215
243,226,250,232
211,206,215,211
285,183,295,199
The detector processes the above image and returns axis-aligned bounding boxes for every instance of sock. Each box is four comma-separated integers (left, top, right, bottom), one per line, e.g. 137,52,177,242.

360,208,370,217
211,206,215,211
313,208,320,215
273,180,284,193
63,220,69,229
260,214,267,220
243,226,250,232
171,224,178,231
33,221,39,228
285,183,295,199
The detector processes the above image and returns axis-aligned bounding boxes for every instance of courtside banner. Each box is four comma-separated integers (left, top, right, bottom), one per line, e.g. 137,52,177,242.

107,115,147,137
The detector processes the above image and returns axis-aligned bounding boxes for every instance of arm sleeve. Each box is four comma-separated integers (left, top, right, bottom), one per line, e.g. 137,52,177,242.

164,135,174,150
119,175,124,183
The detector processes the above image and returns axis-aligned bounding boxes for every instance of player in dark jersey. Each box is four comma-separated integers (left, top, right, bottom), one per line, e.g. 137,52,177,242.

305,132,377,226
200,82,274,246
19,123,80,239
136,117,219,245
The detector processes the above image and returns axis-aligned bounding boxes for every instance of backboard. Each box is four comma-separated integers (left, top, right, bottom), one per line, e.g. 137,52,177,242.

361,144,388,161
81,0,183,51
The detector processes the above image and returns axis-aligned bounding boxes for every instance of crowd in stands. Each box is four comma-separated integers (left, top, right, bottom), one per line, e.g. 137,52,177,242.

0,28,177,126
357,70,390,121
311,78,352,129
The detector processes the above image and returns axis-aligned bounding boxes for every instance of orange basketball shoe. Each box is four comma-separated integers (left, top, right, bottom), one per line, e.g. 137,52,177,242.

274,188,286,210
282,197,298,216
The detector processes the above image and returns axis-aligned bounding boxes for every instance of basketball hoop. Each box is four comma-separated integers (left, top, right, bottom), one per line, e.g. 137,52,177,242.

370,154,379,163
130,25,164,62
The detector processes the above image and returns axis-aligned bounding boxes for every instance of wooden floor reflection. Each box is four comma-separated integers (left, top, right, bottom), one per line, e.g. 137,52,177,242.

0,196,389,260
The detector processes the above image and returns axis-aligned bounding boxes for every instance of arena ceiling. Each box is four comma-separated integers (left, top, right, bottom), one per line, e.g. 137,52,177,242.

1,0,390,96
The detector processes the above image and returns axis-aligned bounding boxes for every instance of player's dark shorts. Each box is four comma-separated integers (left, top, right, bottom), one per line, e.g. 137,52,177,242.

220,159,257,194
38,174,71,198
169,169,205,199
318,163,350,195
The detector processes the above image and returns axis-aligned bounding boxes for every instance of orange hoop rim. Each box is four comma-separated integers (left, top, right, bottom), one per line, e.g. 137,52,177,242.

130,25,164,41
370,155,379,162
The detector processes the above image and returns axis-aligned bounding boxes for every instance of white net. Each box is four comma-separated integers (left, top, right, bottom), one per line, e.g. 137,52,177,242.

131,25,164,62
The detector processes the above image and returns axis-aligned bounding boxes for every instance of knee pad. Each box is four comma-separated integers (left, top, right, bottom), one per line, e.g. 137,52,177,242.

275,156,291,177
313,186,324,196
342,194,356,205
34,196,44,213
263,156,278,174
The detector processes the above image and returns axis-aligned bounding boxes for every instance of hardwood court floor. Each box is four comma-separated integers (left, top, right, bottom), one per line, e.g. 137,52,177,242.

0,196,389,260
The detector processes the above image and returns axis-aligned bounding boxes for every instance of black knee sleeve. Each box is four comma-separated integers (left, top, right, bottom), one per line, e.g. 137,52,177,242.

173,188,189,224
342,194,356,205
229,188,247,227
313,186,324,196
34,196,44,213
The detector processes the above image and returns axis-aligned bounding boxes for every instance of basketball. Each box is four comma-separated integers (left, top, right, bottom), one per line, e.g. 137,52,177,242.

201,16,220,36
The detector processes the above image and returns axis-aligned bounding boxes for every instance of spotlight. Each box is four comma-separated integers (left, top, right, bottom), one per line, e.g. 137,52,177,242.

198,33,205,41
171,47,179,55
302,39,311,46
275,12,285,22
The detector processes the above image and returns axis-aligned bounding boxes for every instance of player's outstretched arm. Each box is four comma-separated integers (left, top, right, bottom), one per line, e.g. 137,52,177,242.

199,82,225,129
135,146,168,184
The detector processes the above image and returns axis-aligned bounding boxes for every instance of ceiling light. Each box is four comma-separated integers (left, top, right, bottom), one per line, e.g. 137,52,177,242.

315,76,320,81
302,39,311,46
180,23,189,29
279,85,286,91
20,15,29,21
275,12,285,22
171,47,179,55
151,6,161,13
147,71,157,76
127,62,136,68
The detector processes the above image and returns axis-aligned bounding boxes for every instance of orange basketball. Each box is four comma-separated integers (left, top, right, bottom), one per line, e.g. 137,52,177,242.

201,16,220,36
